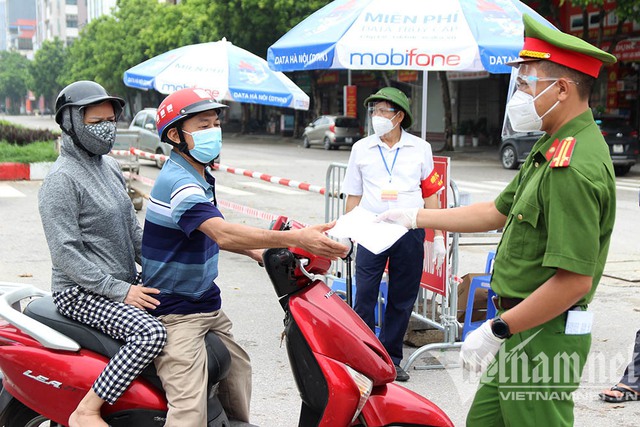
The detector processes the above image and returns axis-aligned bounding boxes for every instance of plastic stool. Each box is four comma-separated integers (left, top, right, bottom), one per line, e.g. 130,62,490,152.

331,277,387,336
485,250,496,274
461,275,497,340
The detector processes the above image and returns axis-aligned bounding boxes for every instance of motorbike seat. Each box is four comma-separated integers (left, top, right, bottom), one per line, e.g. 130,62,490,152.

23,295,231,391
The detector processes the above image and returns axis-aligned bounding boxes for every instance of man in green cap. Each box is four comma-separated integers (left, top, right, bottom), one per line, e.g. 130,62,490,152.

376,15,617,425
341,86,446,382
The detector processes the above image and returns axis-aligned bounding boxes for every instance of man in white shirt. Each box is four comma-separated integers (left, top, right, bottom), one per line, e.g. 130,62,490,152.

342,87,445,381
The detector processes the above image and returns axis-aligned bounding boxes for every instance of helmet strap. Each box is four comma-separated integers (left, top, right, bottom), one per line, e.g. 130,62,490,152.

176,125,208,166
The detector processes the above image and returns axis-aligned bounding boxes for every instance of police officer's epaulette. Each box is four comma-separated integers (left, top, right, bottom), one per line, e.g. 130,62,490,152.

547,137,576,168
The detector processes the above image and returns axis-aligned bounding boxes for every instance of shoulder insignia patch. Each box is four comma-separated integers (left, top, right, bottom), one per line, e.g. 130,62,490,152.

545,139,560,161
549,137,576,168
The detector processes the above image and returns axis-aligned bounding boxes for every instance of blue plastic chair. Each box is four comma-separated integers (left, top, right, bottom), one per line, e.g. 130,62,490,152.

331,277,387,336
462,251,497,340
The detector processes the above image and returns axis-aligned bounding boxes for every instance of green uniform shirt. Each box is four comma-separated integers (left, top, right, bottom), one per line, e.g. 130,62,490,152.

492,109,616,305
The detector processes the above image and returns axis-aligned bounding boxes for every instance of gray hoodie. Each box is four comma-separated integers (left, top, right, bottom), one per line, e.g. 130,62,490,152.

38,131,142,302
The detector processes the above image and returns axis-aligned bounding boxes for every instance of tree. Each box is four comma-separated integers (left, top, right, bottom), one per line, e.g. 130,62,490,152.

210,0,333,58
0,51,31,114
29,38,66,112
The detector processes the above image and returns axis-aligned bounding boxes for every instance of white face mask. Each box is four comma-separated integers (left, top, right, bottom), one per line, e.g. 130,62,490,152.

372,112,399,136
506,81,559,132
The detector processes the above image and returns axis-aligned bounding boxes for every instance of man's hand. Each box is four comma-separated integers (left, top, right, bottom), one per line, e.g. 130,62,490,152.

244,249,265,263
295,222,349,259
124,285,161,311
375,208,419,229
432,235,446,269
460,320,505,373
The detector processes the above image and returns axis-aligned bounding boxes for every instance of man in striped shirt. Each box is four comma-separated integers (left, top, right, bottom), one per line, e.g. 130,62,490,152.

141,88,347,426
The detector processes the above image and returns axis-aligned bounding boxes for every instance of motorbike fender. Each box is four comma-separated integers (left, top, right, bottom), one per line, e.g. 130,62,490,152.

0,345,165,425
313,353,361,427
289,281,396,385
360,382,454,427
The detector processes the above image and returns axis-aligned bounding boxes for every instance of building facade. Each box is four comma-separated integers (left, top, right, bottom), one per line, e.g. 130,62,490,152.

35,0,88,49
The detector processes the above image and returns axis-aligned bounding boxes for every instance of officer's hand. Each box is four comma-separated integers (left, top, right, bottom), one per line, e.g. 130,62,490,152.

460,320,505,373
125,285,161,311
432,235,446,269
375,208,419,229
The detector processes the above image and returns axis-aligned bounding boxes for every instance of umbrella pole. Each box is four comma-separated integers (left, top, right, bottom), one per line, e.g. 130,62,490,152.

421,71,428,141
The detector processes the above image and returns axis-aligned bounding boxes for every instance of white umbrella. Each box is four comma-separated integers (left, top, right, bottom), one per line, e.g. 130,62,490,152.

124,39,309,110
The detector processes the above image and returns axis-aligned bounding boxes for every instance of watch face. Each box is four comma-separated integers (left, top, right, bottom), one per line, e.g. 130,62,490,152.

492,318,510,338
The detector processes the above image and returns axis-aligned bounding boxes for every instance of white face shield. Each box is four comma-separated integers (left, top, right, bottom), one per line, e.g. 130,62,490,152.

501,64,575,136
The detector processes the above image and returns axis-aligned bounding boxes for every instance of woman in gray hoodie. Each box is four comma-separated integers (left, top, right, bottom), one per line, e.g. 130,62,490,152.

38,81,167,427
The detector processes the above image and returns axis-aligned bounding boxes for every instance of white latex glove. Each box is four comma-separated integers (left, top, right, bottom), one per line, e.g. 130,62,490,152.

375,208,419,229
432,235,446,269
460,320,505,373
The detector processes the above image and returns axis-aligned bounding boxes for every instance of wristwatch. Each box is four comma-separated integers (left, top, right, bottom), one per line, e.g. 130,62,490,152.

491,316,512,339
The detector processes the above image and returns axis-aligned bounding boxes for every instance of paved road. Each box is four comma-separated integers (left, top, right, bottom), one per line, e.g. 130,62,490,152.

1,116,640,426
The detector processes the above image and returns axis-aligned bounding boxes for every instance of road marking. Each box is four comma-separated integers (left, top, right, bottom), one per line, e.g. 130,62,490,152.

242,181,306,195
214,184,254,196
616,178,640,185
454,180,505,193
0,184,26,198
616,184,640,192
456,179,640,194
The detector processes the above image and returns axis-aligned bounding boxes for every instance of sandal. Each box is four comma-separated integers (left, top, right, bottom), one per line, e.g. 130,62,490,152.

599,385,640,403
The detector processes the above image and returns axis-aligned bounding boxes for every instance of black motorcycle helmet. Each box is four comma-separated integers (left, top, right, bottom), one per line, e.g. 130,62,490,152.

54,81,125,125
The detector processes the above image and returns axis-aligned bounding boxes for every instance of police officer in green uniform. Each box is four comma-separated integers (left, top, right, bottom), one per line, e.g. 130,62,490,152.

376,14,617,426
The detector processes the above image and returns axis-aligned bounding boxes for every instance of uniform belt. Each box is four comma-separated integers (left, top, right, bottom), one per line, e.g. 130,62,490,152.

492,295,583,312
491,296,523,310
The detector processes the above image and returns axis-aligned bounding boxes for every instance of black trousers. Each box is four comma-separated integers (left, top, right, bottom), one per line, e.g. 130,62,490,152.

620,328,640,391
354,228,425,365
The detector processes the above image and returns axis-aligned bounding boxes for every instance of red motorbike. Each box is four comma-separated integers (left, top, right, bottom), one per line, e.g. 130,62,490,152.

0,216,453,427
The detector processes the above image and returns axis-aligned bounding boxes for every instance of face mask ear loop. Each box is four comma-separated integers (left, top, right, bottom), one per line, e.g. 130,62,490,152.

534,81,560,121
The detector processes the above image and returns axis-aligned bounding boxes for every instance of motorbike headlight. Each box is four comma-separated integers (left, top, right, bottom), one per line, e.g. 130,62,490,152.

345,365,373,423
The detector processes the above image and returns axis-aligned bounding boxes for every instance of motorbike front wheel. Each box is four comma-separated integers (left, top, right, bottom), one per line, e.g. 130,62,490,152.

0,398,59,427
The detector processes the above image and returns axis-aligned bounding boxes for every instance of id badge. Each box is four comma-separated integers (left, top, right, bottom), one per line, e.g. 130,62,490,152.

381,183,399,201
565,310,593,335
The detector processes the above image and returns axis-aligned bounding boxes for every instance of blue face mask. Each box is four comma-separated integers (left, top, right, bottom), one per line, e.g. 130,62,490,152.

184,127,222,164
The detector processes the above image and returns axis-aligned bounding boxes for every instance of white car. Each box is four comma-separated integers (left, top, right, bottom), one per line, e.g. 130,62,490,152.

129,108,172,168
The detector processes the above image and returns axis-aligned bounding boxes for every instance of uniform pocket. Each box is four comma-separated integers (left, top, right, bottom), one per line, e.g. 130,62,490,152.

505,200,544,260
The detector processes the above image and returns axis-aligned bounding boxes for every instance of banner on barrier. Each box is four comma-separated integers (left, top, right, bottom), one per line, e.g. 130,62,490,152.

419,156,450,296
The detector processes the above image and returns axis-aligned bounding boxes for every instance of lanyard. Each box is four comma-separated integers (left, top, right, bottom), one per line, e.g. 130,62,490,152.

378,145,400,182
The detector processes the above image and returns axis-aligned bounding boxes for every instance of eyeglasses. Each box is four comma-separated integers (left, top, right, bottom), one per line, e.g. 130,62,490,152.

368,107,397,116
515,75,579,90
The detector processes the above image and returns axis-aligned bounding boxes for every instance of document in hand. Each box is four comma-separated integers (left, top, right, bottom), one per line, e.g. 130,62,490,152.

328,206,408,255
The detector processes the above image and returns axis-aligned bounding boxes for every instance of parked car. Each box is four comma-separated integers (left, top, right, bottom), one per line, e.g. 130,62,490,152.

499,131,544,170
499,116,639,176
302,115,362,150
128,108,172,168
596,116,639,176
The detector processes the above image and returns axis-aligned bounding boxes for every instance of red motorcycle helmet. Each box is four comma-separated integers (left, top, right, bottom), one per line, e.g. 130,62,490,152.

156,88,228,143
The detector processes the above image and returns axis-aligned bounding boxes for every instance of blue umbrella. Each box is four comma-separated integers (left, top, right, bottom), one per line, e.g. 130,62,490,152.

267,0,555,74
267,0,556,136
124,39,310,110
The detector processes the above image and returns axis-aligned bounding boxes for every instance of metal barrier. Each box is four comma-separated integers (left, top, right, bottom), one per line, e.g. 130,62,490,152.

324,163,349,280
322,160,468,371
403,179,462,371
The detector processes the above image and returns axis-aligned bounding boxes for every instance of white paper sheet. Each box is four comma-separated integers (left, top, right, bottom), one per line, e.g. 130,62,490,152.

328,206,408,255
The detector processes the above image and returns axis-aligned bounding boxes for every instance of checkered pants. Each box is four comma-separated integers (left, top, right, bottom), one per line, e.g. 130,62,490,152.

53,286,167,404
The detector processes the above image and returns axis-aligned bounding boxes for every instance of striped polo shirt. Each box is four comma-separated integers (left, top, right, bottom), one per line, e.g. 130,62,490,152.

141,151,224,316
